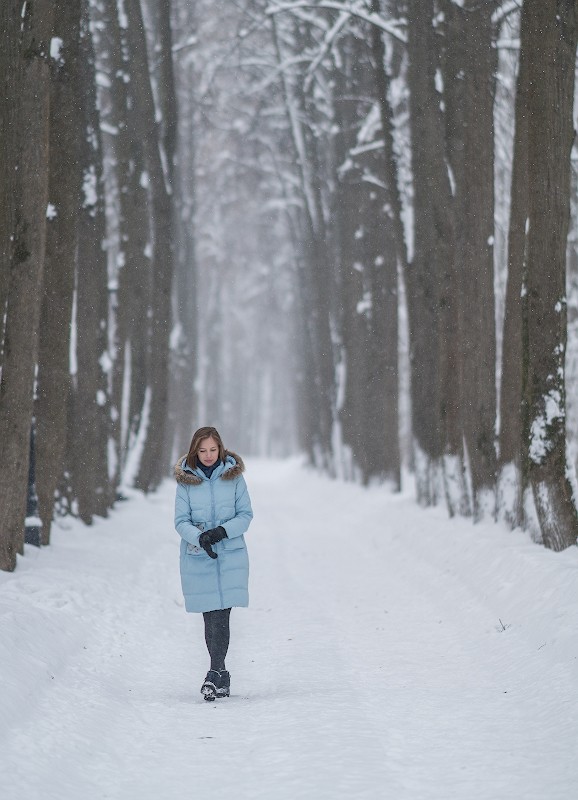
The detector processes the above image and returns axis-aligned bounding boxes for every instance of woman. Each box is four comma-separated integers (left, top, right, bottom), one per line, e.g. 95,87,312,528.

174,426,253,701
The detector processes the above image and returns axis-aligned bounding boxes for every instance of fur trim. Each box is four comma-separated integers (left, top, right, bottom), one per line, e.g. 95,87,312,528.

174,450,245,486
221,451,245,480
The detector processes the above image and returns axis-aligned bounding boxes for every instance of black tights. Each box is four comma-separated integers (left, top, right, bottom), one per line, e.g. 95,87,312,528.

203,608,231,671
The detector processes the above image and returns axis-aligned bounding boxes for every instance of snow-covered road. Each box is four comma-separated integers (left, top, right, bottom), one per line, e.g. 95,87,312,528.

1,458,577,800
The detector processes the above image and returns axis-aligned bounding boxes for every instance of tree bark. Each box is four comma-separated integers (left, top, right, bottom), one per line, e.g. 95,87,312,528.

441,0,497,519
70,0,112,523
498,4,530,529
92,0,151,489
125,0,176,492
426,1,468,517
156,0,178,188
35,0,82,544
0,2,23,343
334,28,400,486
0,1,54,571
369,0,407,273
458,1,497,520
406,0,451,505
155,0,180,470
171,1,199,460
298,83,337,469
524,0,578,551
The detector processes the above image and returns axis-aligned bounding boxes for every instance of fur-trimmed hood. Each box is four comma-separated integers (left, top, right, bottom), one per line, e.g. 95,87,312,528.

174,451,245,486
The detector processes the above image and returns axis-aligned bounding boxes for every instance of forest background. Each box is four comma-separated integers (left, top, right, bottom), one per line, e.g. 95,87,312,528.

1,0,578,572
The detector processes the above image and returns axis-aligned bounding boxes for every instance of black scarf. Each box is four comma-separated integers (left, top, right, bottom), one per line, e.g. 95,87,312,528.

198,460,221,479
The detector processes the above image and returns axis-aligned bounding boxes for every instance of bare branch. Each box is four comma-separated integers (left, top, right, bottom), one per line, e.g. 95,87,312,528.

303,10,350,91
265,1,407,43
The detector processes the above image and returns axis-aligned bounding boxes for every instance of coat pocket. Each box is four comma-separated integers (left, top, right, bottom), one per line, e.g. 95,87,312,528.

221,534,246,552
186,524,205,555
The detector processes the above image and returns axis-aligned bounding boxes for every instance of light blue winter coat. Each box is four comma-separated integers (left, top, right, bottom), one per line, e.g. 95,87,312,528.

174,451,253,613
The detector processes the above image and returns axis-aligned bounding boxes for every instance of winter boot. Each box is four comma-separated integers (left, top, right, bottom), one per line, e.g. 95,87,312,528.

215,670,230,698
201,670,220,701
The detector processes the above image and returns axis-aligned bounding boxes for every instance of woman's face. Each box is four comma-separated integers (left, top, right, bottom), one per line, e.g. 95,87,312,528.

197,436,219,467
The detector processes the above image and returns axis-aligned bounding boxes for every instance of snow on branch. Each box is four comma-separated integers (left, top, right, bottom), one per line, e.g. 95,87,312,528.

247,55,315,97
494,37,520,50
173,35,197,54
303,11,350,91
492,1,521,27
265,1,407,44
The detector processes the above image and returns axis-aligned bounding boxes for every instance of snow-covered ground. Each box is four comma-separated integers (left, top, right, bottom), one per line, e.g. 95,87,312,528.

1,458,577,800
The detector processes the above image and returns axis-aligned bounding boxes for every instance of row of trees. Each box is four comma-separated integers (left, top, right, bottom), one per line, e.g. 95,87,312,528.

0,0,181,571
182,0,578,550
1,0,577,572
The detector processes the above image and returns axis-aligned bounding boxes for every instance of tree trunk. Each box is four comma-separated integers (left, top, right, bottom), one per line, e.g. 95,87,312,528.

124,138,152,470
171,4,199,460
156,0,178,188
369,0,407,272
35,0,82,544
406,0,451,505
0,2,23,342
369,0,405,488
0,2,54,571
156,0,179,470
70,0,111,523
498,5,530,529
92,0,152,490
298,92,337,469
365,189,400,487
433,2,470,518
524,0,578,551
271,15,336,468
333,29,400,486
441,0,497,520
125,0,176,492
458,1,497,520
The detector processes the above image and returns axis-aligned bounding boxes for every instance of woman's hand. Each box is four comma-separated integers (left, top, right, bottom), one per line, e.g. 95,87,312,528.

198,526,227,558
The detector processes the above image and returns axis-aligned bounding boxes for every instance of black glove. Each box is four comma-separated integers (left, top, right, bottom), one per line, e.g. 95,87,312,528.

198,526,227,559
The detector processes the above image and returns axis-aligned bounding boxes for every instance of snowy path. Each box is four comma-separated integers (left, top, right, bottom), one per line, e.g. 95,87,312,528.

1,458,578,800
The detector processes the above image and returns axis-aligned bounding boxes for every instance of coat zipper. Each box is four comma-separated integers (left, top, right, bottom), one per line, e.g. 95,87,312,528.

209,478,224,608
